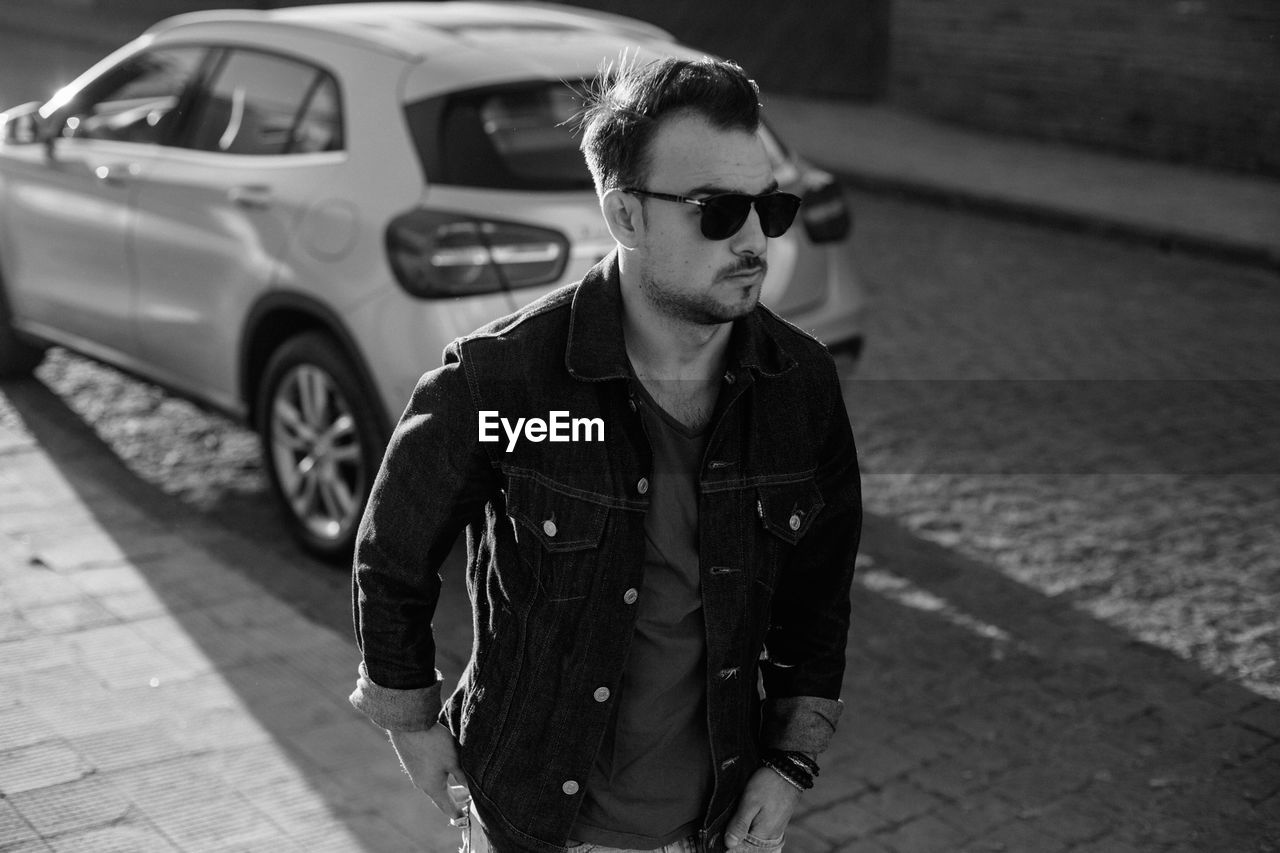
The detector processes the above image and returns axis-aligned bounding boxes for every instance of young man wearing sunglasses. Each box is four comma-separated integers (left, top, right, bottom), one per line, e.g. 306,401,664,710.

350,56,861,853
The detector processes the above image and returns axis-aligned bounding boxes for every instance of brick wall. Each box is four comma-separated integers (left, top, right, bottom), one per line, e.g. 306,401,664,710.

888,0,1280,175
553,0,890,98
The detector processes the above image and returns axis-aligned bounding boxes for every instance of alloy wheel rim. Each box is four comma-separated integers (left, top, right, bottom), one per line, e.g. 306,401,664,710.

270,364,365,543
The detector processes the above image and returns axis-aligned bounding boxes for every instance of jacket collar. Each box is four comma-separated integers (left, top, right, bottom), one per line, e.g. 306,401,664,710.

565,250,797,382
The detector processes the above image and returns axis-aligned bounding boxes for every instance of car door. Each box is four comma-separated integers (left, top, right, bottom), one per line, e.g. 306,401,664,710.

0,46,206,362
130,47,346,409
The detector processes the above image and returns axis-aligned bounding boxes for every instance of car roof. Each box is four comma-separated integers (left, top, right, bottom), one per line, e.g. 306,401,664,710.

147,1,676,61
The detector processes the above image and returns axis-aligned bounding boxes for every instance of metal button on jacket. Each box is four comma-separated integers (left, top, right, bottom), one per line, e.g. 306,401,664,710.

562,780,579,795
636,477,649,495
623,588,639,605
593,686,610,702
543,519,557,537
788,513,802,532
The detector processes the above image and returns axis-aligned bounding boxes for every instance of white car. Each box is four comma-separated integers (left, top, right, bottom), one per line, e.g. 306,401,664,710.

0,2,866,559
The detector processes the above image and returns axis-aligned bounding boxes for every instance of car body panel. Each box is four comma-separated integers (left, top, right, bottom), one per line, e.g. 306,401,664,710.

0,2,867,554
130,149,348,410
0,136,147,359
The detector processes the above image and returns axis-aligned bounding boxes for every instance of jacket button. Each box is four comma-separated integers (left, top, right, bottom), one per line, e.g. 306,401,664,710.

788,513,802,532
562,780,579,795
636,477,649,495
543,519,558,537
593,687,611,702
623,588,639,605
628,398,637,412
724,371,736,385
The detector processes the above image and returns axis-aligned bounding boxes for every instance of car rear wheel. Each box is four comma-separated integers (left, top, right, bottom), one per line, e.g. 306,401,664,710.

256,332,383,562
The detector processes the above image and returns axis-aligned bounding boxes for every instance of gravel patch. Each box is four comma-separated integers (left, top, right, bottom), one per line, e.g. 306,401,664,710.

30,348,267,511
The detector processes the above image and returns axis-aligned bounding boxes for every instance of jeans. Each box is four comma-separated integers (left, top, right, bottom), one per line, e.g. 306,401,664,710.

457,800,785,853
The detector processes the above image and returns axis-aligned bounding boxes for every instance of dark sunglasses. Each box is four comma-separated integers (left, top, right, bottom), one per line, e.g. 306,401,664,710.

622,188,802,240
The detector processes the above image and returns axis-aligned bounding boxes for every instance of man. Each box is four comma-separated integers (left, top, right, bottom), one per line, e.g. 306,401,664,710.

350,56,861,853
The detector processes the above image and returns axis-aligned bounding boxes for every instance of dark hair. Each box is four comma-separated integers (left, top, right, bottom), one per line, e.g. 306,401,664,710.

578,55,761,196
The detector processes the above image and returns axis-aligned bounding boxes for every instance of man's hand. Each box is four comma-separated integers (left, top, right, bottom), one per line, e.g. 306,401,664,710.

387,725,467,819
724,767,802,849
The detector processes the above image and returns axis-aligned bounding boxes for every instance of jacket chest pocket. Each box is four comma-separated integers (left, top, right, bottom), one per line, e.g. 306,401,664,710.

505,471,609,600
753,477,825,590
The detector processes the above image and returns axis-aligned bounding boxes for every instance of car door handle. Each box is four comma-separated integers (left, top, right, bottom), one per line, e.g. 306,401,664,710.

228,184,272,209
94,163,138,186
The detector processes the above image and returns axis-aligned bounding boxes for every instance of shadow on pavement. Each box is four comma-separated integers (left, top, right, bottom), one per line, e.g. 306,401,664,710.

806,512,1280,852
0,376,463,851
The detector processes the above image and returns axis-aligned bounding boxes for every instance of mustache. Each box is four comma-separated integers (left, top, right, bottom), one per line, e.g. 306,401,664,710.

720,255,767,278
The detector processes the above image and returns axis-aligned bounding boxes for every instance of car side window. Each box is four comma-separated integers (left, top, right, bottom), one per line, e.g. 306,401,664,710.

290,75,341,154
64,47,206,144
183,49,343,155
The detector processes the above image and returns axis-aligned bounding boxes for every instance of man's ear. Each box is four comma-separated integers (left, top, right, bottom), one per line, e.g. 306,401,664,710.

601,188,643,249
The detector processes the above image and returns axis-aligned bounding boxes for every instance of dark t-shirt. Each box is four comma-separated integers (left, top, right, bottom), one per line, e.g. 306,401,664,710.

569,382,713,849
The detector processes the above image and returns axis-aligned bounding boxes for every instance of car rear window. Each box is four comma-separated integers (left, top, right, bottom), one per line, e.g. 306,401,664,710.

404,81,593,191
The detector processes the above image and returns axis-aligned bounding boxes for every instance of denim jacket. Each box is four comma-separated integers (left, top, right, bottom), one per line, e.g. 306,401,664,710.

350,251,861,853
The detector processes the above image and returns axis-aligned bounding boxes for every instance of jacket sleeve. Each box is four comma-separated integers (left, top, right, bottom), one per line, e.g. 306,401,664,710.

760,355,861,755
349,344,495,731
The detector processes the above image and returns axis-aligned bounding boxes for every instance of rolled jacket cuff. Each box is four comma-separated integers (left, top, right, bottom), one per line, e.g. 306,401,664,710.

760,696,844,755
349,661,444,731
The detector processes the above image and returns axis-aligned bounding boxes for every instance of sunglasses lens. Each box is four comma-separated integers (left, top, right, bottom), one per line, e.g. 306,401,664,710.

699,195,752,240
757,193,801,238
699,193,801,240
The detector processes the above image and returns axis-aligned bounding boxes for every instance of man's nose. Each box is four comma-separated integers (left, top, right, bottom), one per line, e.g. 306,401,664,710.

732,203,768,255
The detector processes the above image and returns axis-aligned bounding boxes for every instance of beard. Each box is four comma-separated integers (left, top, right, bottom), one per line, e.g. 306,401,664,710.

639,255,767,326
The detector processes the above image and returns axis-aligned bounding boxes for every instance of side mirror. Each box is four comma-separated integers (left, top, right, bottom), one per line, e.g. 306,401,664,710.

0,102,44,145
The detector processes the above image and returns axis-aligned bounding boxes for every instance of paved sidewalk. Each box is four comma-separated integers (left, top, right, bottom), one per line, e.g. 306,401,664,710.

0,380,460,852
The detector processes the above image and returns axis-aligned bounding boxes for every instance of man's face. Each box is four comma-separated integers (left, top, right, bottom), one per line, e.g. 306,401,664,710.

632,111,775,325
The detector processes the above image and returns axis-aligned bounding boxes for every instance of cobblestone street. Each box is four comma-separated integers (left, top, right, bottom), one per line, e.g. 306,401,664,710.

847,191,1280,697
801,192,1280,852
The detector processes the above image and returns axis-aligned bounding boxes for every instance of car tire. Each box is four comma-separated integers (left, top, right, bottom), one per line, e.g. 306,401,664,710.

0,277,45,378
256,332,384,562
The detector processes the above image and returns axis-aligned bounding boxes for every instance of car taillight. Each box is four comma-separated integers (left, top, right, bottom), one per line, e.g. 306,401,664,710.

385,208,569,298
800,170,852,244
